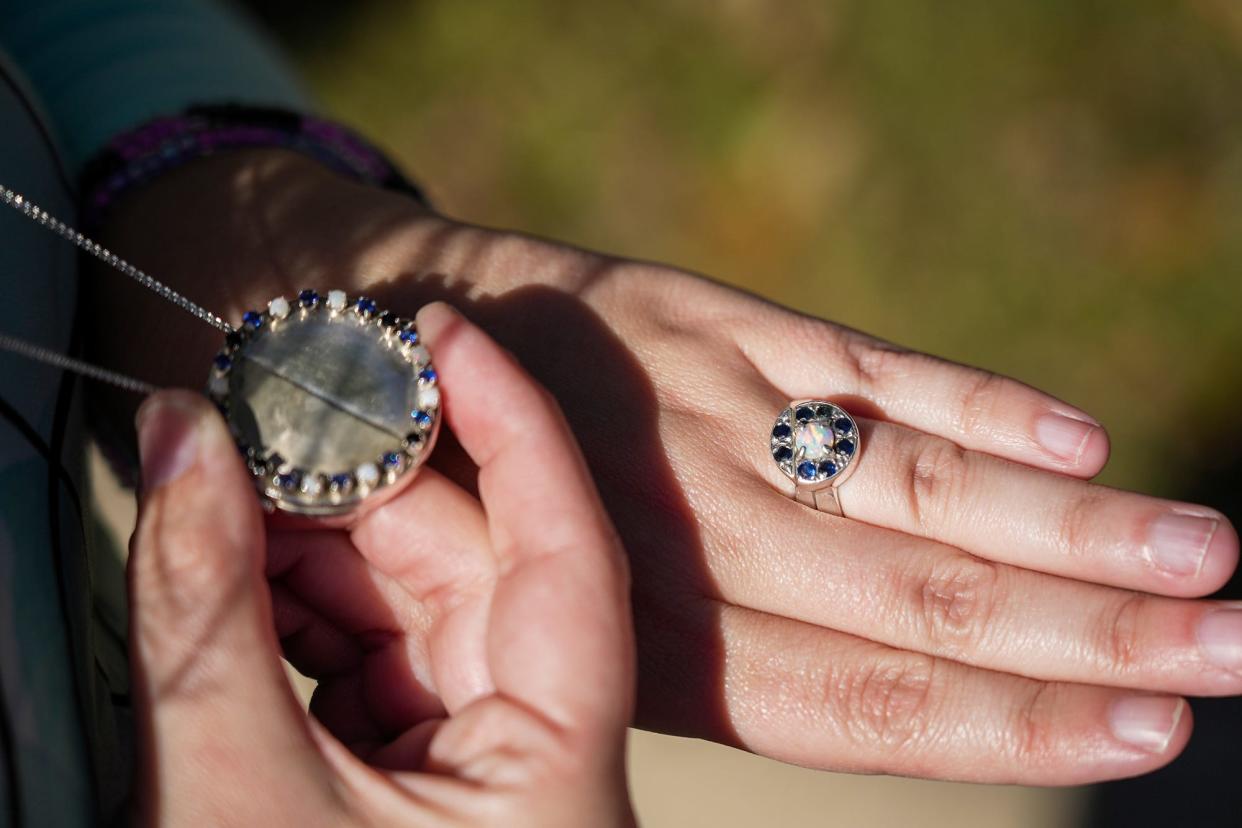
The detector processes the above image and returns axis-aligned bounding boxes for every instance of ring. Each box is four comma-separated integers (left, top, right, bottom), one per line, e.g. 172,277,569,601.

769,400,861,516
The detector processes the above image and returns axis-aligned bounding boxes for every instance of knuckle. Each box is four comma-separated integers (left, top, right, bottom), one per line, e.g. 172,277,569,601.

914,554,1003,658
825,654,937,750
842,335,913,394
906,434,972,531
131,504,252,622
1012,681,1063,769
1097,593,1146,677
955,370,1007,438
1058,487,1108,559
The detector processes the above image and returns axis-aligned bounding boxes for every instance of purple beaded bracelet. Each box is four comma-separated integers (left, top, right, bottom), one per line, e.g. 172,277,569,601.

79,104,425,230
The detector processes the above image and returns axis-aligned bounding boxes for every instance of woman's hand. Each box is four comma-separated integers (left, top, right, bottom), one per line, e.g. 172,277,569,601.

128,305,636,827
103,150,1240,785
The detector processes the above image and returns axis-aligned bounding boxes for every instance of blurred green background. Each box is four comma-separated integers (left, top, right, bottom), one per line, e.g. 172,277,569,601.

252,0,1242,496
244,1,1242,824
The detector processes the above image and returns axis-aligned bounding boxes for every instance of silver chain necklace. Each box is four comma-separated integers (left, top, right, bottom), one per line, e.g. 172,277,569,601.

0,185,443,517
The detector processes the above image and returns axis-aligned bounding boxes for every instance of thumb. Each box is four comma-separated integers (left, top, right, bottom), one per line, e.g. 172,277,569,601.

129,391,327,823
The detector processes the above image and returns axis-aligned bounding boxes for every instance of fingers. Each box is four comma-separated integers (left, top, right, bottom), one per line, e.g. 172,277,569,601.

418,302,635,737
712,483,1242,696
128,391,329,819
703,604,1190,784
266,530,448,731
349,465,498,711
828,419,1238,596
742,315,1109,476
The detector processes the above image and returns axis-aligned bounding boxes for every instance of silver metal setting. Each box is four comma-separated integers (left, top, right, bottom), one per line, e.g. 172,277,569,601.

209,291,442,516
770,400,861,516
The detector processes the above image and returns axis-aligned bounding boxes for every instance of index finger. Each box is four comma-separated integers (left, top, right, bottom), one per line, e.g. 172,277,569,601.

417,302,634,735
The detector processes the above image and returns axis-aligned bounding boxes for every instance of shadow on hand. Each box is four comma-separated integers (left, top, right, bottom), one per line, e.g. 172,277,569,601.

362,266,736,745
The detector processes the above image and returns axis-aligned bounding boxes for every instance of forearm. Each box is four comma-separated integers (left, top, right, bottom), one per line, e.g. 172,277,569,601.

0,0,310,174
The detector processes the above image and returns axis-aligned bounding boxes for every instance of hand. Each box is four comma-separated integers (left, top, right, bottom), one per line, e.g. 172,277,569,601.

127,305,635,827
103,150,1240,785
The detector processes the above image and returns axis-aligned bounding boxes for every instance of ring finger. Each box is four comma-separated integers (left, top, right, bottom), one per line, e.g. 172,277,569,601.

759,414,1237,596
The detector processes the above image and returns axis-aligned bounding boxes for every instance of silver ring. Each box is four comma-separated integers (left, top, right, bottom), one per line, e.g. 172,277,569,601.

769,400,861,516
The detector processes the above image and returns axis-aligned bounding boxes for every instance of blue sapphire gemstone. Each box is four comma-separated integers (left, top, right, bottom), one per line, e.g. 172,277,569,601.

837,439,855,456
816,405,833,418
212,354,231,372
797,461,818,480
772,423,792,440
399,329,420,345
382,452,402,469
834,417,853,434
356,297,378,315
242,311,263,329
773,445,793,462
795,406,815,422
419,368,438,384
298,289,320,308
275,471,301,491
380,312,398,328
329,473,353,491
819,460,838,477
411,410,432,428
405,431,423,447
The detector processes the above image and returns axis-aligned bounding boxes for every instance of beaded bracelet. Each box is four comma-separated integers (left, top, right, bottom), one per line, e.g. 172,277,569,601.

78,104,426,230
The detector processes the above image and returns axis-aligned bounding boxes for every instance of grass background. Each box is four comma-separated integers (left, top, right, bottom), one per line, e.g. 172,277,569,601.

240,1,1242,823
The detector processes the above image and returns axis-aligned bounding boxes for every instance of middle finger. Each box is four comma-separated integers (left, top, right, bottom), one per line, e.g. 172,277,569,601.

712,479,1242,697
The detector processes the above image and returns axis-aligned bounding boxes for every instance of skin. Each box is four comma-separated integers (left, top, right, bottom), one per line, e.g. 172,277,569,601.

129,305,636,826
99,149,1240,787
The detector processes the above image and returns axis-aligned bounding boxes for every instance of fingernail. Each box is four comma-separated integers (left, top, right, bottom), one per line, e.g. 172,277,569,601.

1035,413,1096,463
415,301,461,336
1147,513,1218,576
136,395,203,489
1109,696,1184,753
1197,609,1242,672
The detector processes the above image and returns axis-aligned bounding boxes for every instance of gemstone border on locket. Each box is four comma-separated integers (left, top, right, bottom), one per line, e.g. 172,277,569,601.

770,400,859,486
207,290,442,516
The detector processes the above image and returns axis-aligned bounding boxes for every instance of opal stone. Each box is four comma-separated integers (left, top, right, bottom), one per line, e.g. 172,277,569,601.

355,462,380,489
418,386,441,410
795,420,835,460
268,296,291,320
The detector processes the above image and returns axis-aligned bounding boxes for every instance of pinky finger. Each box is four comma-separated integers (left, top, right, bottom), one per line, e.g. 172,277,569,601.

708,605,1189,785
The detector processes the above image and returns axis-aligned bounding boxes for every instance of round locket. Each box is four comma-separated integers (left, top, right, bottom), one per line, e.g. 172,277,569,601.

207,289,441,517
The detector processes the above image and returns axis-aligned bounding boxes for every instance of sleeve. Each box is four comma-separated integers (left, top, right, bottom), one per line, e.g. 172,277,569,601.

0,0,314,176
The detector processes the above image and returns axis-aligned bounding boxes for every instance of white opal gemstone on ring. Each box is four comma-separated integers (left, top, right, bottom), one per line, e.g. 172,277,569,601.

795,420,836,460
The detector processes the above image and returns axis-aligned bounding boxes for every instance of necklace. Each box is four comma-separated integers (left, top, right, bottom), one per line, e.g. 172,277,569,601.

0,184,442,517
